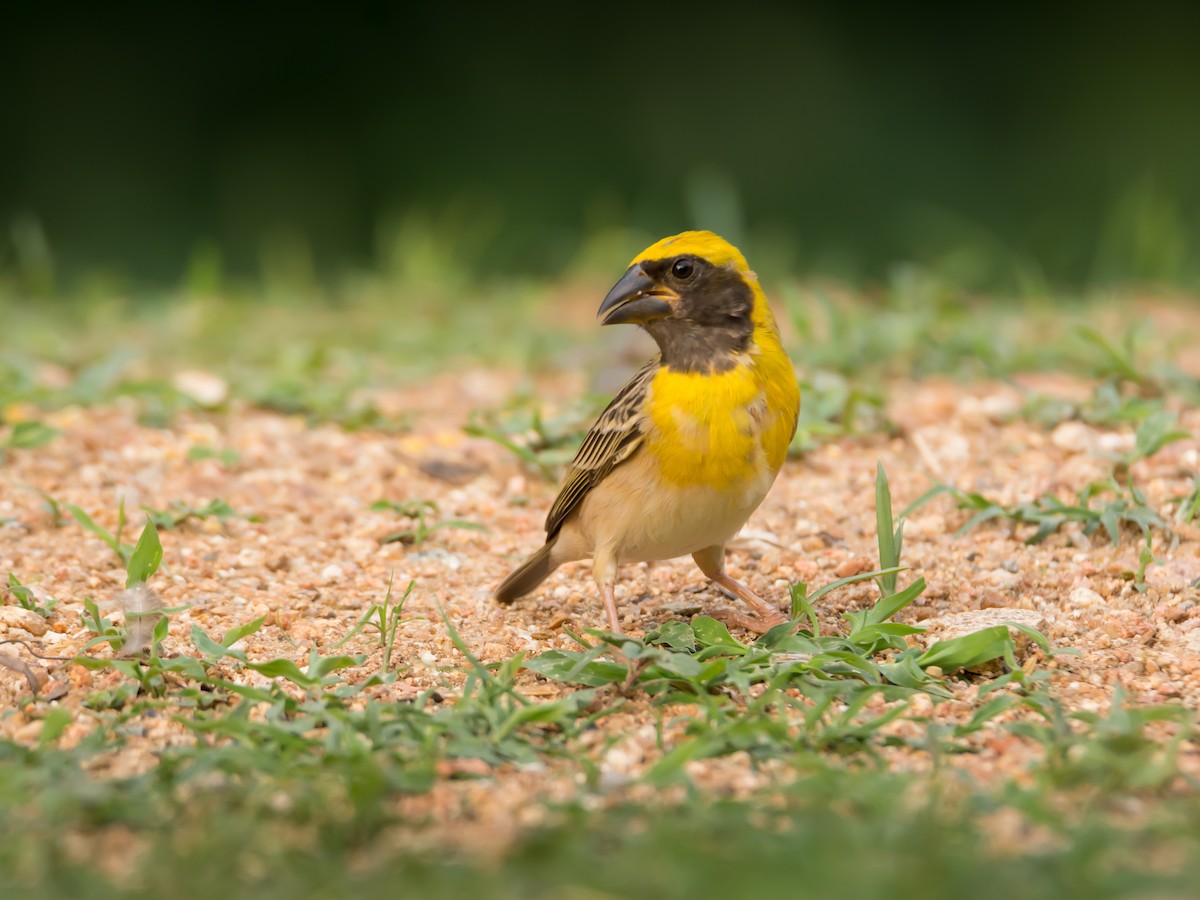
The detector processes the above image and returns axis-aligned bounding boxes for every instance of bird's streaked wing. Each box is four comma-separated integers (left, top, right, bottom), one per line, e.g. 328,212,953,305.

544,358,657,538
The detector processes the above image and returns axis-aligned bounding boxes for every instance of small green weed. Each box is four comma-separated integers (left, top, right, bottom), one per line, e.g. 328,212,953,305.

919,408,1190,547
187,444,240,466
78,596,124,651
335,575,419,674
1014,685,1193,794
1118,408,1191,467
61,497,196,565
944,477,1165,546
3,572,59,618
64,499,134,565
249,377,394,430
0,419,59,460
141,497,246,530
1175,475,1200,525
236,346,405,430
1128,544,1159,593
32,489,67,527
76,517,166,658
1015,382,1164,429
789,372,888,455
1075,324,1156,387
464,396,604,480
371,498,486,545
1072,324,1193,397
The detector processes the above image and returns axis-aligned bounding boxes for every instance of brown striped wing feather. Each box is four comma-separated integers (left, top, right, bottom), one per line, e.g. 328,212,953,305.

544,358,658,538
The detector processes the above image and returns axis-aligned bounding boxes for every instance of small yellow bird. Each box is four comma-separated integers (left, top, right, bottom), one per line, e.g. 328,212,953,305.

495,231,800,634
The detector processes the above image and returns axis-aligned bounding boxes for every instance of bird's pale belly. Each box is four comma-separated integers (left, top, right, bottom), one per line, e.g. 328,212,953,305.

572,447,778,564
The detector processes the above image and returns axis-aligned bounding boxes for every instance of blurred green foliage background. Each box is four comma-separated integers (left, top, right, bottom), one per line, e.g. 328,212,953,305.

4,1,1200,294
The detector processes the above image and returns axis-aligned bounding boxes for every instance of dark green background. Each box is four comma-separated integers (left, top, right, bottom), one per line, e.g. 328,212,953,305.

4,2,1199,290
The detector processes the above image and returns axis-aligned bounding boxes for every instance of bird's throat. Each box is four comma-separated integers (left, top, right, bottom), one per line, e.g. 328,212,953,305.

644,320,751,373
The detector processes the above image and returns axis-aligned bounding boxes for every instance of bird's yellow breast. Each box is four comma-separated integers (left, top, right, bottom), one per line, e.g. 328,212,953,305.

644,341,799,491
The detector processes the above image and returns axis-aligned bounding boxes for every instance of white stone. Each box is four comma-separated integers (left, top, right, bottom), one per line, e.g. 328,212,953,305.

986,568,1020,588
172,370,229,407
1068,586,1105,608
1051,421,1095,453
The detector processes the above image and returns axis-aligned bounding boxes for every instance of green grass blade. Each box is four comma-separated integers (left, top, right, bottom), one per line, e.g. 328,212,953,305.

65,504,122,558
875,462,898,594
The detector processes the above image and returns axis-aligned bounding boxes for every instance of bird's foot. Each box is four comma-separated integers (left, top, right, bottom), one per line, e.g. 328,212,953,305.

705,571,790,634
710,606,789,636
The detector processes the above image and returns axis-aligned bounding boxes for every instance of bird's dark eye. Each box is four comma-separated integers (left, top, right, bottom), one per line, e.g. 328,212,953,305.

671,258,695,280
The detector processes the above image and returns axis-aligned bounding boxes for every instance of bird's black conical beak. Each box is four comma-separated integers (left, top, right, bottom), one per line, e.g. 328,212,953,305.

597,265,675,326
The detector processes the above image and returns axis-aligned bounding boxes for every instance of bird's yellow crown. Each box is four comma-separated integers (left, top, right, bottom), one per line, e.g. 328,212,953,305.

630,230,752,275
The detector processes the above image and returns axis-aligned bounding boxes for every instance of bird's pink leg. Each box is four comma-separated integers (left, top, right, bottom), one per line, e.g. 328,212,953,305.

693,545,788,634
592,549,623,634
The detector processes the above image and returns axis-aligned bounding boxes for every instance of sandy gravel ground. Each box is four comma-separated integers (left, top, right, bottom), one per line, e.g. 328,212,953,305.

2,366,1198,834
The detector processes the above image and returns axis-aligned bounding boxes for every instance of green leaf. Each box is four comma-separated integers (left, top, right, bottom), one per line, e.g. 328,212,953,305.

848,621,926,655
954,693,1020,735
522,650,626,686
788,583,820,636
191,625,248,662
875,462,899,593
844,578,927,639
81,596,105,631
105,659,146,680
36,707,73,747
809,566,905,605
6,572,34,609
862,578,926,627
73,654,116,670
200,678,277,703
876,653,949,695
65,504,122,558
1076,325,1144,384
955,505,1008,537
4,420,60,450
305,651,363,680
654,651,703,680
158,656,207,679
126,519,163,586
1099,503,1121,547
756,619,800,649
246,658,316,687
495,701,579,741
221,616,266,647
898,482,958,519
646,620,698,652
917,625,1014,672
1133,410,1190,461
115,498,128,549
997,622,1065,666
430,519,488,533
646,735,713,784
150,614,171,648
1133,543,1157,593
691,616,748,652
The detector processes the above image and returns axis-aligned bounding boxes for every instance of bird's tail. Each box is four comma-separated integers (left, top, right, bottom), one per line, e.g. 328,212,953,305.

494,540,558,603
